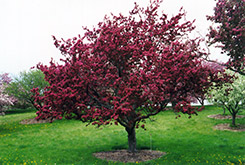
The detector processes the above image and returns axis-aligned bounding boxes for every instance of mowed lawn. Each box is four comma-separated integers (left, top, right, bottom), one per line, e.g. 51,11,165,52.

0,106,244,165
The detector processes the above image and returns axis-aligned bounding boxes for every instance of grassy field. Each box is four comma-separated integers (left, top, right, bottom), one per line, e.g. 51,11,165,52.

0,106,244,165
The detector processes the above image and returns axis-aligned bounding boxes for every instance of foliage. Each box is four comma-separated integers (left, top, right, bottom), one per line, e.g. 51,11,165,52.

32,0,230,152
0,73,12,84
207,0,245,75
5,70,49,109
207,70,245,126
0,73,15,116
189,61,229,105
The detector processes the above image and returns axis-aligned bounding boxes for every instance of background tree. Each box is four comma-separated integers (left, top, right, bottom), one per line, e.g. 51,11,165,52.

207,0,245,75
5,69,49,109
0,73,15,116
189,61,228,106
171,61,229,107
207,70,245,126
32,0,229,152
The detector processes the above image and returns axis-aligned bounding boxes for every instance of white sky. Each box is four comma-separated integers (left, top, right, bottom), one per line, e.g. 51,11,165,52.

0,0,229,75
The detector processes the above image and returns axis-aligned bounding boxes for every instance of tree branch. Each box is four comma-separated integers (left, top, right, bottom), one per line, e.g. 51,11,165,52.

135,103,167,122
204,58,245,75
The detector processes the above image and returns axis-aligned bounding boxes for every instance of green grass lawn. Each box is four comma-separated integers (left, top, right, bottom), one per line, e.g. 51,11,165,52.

0,106,244,165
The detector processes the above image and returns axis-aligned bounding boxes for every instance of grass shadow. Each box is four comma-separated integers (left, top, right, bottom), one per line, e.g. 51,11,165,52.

5,108,36,115
111,144,126,150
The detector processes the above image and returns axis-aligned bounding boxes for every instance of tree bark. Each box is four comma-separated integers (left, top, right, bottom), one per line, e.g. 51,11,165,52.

200,98,205,106
231,113,236,127
171,101,177,110
126,127,137,153
222,106,226,115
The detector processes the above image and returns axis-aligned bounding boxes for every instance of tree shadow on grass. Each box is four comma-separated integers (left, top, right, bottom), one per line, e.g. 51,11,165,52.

5,108,36,115
112,144,151,150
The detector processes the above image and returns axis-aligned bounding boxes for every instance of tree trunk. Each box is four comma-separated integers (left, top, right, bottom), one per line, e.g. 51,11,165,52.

171,101,177,110
126,127,137,153
200,99,204,106
231,113,236,127
222,106,226,115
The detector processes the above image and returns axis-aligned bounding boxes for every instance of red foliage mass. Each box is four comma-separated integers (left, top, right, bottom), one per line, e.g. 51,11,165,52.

32,1,230,132
207,0,245,75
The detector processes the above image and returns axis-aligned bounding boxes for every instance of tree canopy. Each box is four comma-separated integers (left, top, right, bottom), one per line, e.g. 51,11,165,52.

0,73,15,115
207,70,245,126
207,0,245,75
5,70,49,109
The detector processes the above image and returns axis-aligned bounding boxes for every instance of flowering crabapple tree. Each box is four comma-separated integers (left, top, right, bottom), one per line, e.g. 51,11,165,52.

207,0,245,75
32,0,230,152
189,61,229,106
207,70,245,126
0,73,15,116
171,61,230,107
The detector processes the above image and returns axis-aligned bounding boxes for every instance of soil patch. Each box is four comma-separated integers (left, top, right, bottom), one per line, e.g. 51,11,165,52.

208,114,245,120
20,118,54,124
214,123,245,132
93,149,166,163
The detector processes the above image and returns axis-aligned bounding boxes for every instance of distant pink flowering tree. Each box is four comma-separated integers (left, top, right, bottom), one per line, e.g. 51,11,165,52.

207,0,245,75
0,73,15,115
189,61,228,106
32,0,231,152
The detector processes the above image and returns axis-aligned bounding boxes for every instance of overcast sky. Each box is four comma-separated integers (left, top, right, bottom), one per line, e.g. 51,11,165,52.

0,0,228,75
